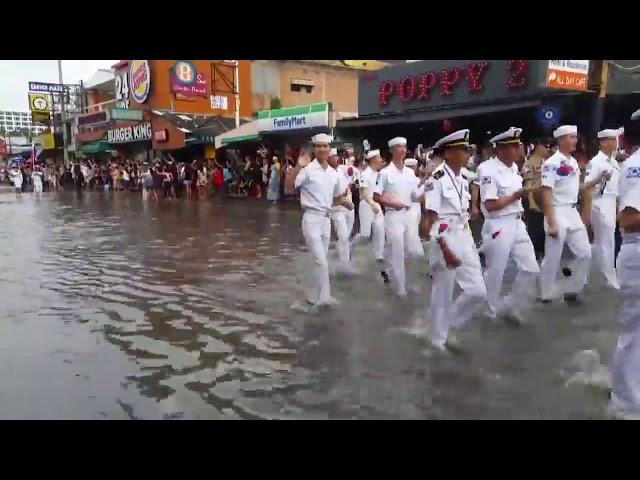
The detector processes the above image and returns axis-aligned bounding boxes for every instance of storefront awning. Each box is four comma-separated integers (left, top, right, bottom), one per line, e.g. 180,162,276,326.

214,120,260,148
257,102,331,134
337,99,542,128
77,140,113,154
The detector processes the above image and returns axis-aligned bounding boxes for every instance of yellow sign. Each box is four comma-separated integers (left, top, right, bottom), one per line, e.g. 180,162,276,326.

28,92,53,112
204,144,216,159
39,132,55,150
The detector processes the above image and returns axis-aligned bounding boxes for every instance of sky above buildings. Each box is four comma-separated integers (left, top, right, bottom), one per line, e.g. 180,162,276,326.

0,60,118,111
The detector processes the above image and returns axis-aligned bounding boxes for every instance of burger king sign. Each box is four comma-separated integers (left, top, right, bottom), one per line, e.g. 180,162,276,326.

129,60,151,104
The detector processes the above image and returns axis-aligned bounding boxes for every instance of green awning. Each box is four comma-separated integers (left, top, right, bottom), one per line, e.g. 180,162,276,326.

77,140,113,154
256,102,329,133
214,120,260,148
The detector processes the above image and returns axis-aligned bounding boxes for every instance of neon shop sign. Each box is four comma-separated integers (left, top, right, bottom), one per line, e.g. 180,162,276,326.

377,60,529,106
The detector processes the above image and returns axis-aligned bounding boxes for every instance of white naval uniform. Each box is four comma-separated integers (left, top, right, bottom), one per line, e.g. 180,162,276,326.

479,158,540,318
406,174,425,258
32,171,44,194
584,151,620,289
539,151,592,300
610,149,640,417
295,159,345,305
379,162,421,296
425,164,487,348
332,164,356,269
358,166,385,260
11,170,23,190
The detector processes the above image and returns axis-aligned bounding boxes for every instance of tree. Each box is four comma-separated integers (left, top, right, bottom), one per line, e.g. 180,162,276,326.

270,97,282,110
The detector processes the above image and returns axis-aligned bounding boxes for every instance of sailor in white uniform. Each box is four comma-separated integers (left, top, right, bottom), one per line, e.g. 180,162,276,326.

374,137,422,297
581,129,621,290
538,125,592,303
609,109,640,419
403,157,426,257
285,133,354,306
358,149,385,262
479,127,540,322
423,129,487,351
330,148,357,273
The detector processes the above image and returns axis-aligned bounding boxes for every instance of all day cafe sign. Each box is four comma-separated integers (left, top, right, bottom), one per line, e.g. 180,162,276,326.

257,102,330,133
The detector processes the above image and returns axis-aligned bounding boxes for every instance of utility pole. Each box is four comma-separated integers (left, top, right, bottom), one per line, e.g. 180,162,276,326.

58,60,70,165
234,61,240,128
591,60,610,134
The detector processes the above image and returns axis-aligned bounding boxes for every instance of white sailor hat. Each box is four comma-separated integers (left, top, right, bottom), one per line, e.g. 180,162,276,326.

553,125,577,139
388,137,407,148
631,109,640,121
311,133,333,145
597,129,619,139
433,129,470,149
404,158,418,167
489,127,523,145
365,149,380,160
330,148,338,155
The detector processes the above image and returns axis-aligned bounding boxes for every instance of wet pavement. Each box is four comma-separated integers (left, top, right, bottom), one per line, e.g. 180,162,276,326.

0,188,622,419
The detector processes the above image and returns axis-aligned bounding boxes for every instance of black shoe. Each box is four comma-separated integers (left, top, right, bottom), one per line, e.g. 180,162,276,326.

562,267,573,277
536,297,552,304
380,271,390,284
564,293,580,305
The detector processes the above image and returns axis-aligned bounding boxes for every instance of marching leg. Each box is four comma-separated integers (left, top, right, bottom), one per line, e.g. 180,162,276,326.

539,225,567,301
565,226,592,296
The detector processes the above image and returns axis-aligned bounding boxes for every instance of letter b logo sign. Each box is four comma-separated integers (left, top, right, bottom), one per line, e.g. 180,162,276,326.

175,61,195,84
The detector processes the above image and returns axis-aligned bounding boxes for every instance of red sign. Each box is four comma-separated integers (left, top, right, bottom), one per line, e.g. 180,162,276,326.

377,60,529,106
171,61,208,99
154,129,168,142
0,140,7,156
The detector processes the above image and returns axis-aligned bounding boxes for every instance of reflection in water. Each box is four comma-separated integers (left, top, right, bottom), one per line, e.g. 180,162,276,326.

0,190,618,419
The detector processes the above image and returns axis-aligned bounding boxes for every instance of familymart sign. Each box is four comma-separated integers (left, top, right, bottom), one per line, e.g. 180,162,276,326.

257,102,329,133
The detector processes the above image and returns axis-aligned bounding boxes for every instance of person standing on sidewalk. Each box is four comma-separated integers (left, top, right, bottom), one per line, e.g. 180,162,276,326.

285,134,354,307
609,109,640,419
422,129,487,352
479,127,540,324
538,125,592,304
580,129,621,290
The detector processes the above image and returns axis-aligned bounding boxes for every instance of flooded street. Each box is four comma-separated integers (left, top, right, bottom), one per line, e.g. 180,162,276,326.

0,189,621,419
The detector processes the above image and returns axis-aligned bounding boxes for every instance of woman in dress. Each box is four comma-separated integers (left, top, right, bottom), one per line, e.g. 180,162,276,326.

266,156,281,203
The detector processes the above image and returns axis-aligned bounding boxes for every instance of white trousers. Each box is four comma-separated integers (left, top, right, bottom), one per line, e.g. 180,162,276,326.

482,215,540,317
302,211,332,304
592,198,620,289
33,183,43,194
332,208,355,266
539,206,592,300
406,203,424,258
610,239,640,416
428,227,487,347
358,200,385,260
384,210,412,296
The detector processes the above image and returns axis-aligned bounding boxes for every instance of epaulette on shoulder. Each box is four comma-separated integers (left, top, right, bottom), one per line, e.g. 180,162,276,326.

433,170,444,180
461,173,468,180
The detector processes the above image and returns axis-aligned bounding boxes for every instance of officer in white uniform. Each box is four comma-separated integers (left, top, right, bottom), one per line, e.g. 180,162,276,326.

609,109,640,419
358,149,385,262
404,158,426,257
581,129,621,290
375,137,422,297
539,125,592,303
423,129,487,350
479,127,540,322
330,148,357,273
287,134,353,306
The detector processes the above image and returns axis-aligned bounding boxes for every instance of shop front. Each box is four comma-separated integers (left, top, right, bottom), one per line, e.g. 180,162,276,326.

337,60,597,152
106,120,153,162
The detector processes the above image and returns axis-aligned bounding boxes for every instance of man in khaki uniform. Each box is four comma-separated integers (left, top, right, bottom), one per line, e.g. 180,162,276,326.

521,138,552,259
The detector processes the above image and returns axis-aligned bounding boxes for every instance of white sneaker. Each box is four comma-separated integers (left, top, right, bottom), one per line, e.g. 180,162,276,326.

445,332,463,353
318,296,340,307
503,308,525,326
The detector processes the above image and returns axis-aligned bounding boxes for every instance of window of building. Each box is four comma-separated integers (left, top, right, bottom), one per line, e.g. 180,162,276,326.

290,78,314,94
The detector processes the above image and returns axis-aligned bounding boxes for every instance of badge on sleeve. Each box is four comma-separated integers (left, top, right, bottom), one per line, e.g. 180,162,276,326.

425,181,435,191
481,176,492,185
542,164,553,173
627,167,640,179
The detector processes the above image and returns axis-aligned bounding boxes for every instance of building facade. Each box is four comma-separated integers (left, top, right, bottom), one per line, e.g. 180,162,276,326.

251,60,385,119
0,110,47,134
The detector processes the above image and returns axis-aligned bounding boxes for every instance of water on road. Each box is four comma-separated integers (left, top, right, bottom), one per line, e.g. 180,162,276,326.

0,190,620,419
